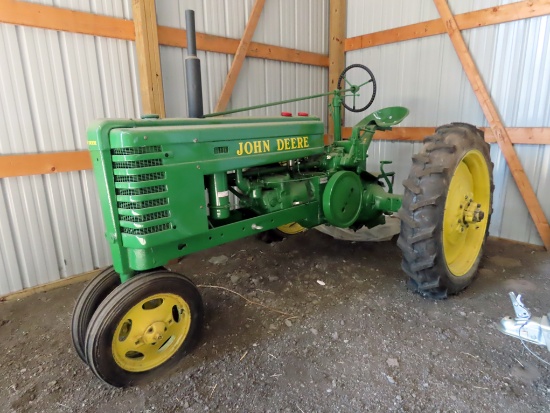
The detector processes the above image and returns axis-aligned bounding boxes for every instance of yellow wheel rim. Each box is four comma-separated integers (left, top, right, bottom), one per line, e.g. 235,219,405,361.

277,222,306,235
111,293,191,372
443,150,490,276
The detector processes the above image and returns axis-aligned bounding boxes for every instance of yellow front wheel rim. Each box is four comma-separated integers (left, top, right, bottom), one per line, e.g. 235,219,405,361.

277,222,306,235
111,293,191,372
442,150,490,276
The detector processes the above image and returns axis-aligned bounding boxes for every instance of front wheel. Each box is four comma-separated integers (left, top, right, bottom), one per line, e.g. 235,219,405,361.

397,123,494,299
71,266,120,363
85,271,203,387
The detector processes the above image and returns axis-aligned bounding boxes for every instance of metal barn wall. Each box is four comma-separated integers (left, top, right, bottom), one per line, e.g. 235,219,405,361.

156,0,329,123
0,0,140,295
346,0,550,245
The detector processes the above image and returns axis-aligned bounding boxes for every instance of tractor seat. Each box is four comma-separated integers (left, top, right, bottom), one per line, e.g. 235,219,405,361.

354,106,409,130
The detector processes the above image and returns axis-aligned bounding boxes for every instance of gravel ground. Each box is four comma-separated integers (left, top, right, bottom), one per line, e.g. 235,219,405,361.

1,230,550,413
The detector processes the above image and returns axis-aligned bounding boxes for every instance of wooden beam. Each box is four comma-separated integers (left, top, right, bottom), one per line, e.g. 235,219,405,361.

0,268,101,302
456,0,550,29
0,0,135,40
346,18,444,51
157,26,329,67
1,127,549,179
215,0,266,112
0,151,92,178
341,127,433,140
490,128,550,145
340,127,550,144
433,0,550,250
328,0,346,143
346,0,550,51
133,0,165,117
2,126,549,179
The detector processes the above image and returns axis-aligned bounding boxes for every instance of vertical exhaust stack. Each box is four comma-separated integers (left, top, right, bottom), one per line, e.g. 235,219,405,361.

185,10,204,118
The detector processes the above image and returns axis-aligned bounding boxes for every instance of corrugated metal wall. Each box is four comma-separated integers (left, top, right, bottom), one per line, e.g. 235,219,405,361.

0,1,134,294
156,0,329,122
0,0,328,295
346,0,550,245
0,1,139,295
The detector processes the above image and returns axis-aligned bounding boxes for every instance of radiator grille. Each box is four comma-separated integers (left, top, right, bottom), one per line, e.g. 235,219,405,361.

112,159,163,169
114,172,165,183
120,211,169,223
116,185,167,196
112,146,162,155
122,224,172,235
112,146,171,236
118,199,168,210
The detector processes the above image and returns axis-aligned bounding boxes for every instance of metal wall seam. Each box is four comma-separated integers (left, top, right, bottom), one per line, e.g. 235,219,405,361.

346,0,550,245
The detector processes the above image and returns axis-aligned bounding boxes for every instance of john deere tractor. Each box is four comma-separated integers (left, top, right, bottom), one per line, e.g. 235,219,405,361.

72,10,493,387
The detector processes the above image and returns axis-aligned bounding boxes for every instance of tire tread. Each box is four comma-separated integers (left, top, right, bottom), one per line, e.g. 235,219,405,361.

397,123,494,299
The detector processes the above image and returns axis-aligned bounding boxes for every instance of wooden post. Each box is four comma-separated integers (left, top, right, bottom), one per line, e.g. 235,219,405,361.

328,0,346,143
433,0,550,250
132,0,165,117
214,0,266,112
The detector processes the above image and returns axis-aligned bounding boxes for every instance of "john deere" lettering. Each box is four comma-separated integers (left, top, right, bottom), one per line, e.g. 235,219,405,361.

236,137,309,156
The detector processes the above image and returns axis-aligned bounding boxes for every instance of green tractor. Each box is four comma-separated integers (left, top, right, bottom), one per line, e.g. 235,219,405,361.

72,10,493,387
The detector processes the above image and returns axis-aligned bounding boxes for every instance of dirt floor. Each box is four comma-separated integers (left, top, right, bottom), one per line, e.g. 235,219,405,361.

1,230,550,413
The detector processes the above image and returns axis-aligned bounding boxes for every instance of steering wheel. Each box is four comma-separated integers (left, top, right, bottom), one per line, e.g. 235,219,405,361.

337,64,377,113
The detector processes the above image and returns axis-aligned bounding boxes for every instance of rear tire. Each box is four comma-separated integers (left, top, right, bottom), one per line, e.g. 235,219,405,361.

397,123,494,299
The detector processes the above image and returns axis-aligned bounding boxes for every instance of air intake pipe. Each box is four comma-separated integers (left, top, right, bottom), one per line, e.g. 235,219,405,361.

185,10,204,118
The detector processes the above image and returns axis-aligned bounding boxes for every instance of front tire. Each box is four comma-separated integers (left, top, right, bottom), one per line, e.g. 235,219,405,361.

71,266,120,363
85,271,203,387
397,123,494,299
